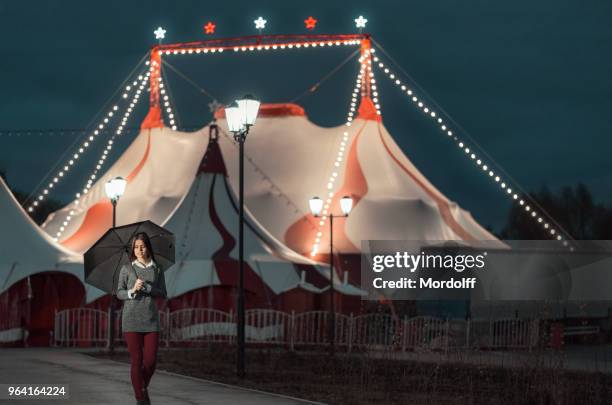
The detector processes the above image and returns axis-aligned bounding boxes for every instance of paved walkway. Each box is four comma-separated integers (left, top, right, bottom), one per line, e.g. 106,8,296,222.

0,348,322,405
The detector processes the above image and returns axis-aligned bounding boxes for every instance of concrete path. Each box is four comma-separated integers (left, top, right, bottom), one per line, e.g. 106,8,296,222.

0,348,323,405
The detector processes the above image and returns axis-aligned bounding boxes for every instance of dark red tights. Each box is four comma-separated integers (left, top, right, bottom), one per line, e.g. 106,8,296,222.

124,332,159,401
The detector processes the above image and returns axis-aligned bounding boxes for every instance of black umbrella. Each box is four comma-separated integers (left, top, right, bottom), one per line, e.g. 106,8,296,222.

84,220,175,294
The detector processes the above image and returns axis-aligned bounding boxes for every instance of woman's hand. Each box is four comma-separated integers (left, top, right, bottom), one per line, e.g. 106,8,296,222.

134,278,144,291
130,278,144,295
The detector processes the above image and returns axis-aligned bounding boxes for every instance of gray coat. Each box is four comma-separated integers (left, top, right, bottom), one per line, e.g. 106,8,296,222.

116,261,167,333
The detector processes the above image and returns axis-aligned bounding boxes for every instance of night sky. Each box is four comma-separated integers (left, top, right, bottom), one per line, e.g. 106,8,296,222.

0,0,611,233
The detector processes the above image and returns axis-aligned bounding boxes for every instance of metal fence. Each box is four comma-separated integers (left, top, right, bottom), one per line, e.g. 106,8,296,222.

53,308,540,351
168,308,233,344
54,308,108,346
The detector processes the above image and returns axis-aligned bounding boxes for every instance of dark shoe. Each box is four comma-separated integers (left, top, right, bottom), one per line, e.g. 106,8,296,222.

143,388,151,405
136,400,147,405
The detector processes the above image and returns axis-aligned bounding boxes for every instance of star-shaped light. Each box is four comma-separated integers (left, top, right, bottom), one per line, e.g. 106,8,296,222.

204,21,216,35
254,17,267,30
154,26,166,40
354,15,368,29
304,16,317,30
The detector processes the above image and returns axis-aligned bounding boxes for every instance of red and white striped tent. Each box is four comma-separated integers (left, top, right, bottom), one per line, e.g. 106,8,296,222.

40,98,497,299
39,105,369,305
0,33,504,346
0,99,498,345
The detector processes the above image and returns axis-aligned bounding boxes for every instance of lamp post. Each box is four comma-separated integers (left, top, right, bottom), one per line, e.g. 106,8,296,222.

104,176,126,353
224,95,260,377
105,176,127,227
309,195,353,355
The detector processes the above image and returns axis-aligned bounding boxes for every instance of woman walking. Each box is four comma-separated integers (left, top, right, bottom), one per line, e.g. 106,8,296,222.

116,232,167,405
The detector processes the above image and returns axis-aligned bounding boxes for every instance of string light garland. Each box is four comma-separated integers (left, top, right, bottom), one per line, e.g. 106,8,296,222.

371,51,570,245
26,68,149,214
365,49,382,116
158,74,178,130
156,39,360,56
309,51,371,257
49,68,151,241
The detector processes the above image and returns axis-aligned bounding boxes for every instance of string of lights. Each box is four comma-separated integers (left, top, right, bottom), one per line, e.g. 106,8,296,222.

47,68,151,241
155,39,361,57
365,49,382,116
309,52,370,257
158,67,178,130
26,67,149,215
371,50,570,245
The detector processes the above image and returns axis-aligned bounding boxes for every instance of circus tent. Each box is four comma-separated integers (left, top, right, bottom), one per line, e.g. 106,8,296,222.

0,105,374,344
213,101,501,260
0,177,84,345
37,99,499,310
39,108,366,304
42,102,500,256
0,34,508,346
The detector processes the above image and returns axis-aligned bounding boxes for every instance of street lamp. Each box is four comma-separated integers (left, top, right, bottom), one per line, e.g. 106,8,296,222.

105,176,127,228
309,195,353,354
224,94,260,377
104,176,126,353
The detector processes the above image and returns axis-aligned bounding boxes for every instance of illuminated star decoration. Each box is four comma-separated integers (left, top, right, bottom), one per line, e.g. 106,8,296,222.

354,15,368,30
254,16,267,32
153,26,166,42
304,16,317,30
204,21,216,35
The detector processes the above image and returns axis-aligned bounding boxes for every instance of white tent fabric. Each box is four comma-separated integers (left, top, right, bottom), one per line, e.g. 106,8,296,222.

214,108,503,258
42,127,210,254
161,145,326,298
43,106,502,255
35,102,500,304
35,122,343,303
0,178,83,295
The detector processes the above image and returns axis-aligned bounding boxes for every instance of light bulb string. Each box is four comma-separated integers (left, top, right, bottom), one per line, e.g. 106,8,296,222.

371,41,572,241
23,52,149,208
50,70,151,240
159,66,180,130
309,60,366,257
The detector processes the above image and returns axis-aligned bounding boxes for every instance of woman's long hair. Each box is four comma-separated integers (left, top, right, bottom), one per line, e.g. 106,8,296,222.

129,232,156,262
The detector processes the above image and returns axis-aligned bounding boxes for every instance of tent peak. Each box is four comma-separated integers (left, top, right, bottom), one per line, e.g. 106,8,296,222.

357,96,382,122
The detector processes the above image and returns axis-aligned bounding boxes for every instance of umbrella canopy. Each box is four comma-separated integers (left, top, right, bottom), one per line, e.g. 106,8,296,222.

84,220,175,294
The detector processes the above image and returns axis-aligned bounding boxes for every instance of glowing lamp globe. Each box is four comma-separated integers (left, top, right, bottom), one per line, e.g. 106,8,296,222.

237,94,261,127
340,196,353,215
309,196,323,217
105,176,127,201
224,102,244,134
